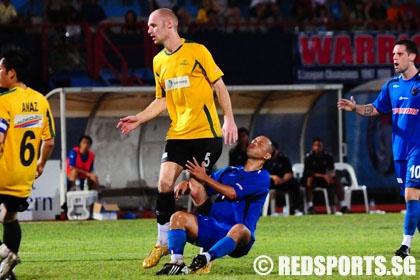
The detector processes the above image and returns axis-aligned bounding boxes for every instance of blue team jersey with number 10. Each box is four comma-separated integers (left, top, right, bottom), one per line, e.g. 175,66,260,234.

372,72,420,160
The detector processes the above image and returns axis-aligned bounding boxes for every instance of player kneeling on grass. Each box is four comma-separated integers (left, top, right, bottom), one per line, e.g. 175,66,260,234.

156,136,272,275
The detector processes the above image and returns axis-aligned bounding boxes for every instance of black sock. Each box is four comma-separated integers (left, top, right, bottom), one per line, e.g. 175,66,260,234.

3,220,21,253
156,191,175,225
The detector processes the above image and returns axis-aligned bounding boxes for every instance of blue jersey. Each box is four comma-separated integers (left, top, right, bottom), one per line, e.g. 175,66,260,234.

372,73,420,160
208,166,270,239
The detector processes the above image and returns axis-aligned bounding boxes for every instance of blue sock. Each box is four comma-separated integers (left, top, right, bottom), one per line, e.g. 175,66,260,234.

168,229,186,255
208,236,237,261
404,200,420,235
417,214,420,234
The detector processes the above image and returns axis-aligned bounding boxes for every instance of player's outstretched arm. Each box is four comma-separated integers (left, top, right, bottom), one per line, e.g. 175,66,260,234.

212,78,238,145
337,96,379,117
117,98,167,134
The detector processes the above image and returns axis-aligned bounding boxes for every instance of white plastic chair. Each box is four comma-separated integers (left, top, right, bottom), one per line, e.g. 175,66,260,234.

262,189,290,216
334,162,369,213
292,163,331,214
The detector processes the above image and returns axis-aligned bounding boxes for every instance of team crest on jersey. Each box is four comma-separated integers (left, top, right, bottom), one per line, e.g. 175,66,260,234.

14,114,43,128
165,76,190,91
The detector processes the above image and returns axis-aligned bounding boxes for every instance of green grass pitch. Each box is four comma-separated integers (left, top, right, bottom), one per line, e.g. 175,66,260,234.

13,213,419,279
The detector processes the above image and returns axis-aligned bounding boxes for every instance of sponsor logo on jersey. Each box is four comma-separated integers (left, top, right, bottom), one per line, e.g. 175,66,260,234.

165,76,190,90
14,114,43,128
392,108,419,115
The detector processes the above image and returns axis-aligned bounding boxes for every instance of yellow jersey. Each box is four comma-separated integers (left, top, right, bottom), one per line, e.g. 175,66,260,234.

153,39,223,139
0,87,55,198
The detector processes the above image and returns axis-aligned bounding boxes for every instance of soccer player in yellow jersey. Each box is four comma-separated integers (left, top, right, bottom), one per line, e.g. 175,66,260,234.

117,8,238,270
0,48,55,279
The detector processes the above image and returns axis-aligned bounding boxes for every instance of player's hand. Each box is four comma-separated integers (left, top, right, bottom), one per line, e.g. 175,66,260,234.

174,181,189,200
186,157,208,182
35,164,44,179
222,119,238,145
116,116,141,135
337,96,356,112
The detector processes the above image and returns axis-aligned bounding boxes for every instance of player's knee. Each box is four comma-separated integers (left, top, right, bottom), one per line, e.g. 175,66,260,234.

405,188,420,201
170,211,191,228
231,224,250,236
158,177,175,192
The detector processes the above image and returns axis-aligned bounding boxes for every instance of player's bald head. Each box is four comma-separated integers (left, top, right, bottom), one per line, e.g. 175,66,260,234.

150,8,178,29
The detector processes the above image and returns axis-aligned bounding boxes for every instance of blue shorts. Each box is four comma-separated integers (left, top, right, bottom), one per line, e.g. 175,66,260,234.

394,156,420,196
193,214,254,258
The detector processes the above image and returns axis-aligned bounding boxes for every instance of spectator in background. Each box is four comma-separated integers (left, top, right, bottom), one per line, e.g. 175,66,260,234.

328,0,349,23
349,0,367,30
81,0,106,24
229,127,249,166
0,0,19,33
292,0,313,20
386,0,402,31
292,0,313,26
264,142,302,216
122,9,142,34
66,135,100,192
149,0,194,29
197,0,220,30
365,0,387,30
60,0,82,24
313,0,329,30
249,0,280,29
213,0,242,31
302,138,349,214
400,0,420,31
197,0,218,24
44,0,63,23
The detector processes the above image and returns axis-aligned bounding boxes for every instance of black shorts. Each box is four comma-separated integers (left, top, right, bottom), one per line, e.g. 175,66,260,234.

0,195,29,212
162,138,223,174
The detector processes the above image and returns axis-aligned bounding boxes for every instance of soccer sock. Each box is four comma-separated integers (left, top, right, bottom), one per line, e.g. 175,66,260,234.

402,234,413,248
3,220,21,253
156,191,175,246
208,236,237,261
156,191,175,225
168,229,187,264
403,200,420,238
157,223,169,247
202,252,211,263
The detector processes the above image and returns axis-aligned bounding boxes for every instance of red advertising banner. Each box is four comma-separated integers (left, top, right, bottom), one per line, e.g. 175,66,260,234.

295,32,420,83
